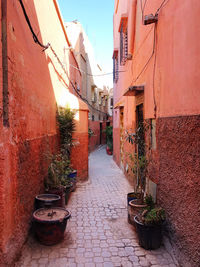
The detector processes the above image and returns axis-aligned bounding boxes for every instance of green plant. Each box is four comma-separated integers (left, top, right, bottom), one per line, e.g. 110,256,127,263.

144,194,155,210
125,121,151,193
45,152,73,190
142,207,166,226
88,127,94,138
105,126,113,151
57,107,76,156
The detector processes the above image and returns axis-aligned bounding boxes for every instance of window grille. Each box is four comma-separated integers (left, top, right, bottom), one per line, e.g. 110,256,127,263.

120,21,128,66
113,52,119,83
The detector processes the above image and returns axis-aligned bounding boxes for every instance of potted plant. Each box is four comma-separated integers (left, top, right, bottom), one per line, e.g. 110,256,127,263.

44,152,73,207
105,126,113,155
134,203,166,250
125,124,149,224
57,107,76,157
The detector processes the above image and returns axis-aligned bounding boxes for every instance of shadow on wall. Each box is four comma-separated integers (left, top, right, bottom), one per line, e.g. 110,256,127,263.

0,0,62,265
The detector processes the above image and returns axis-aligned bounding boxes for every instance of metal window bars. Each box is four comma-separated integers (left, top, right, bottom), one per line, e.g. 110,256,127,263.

120,20,128,66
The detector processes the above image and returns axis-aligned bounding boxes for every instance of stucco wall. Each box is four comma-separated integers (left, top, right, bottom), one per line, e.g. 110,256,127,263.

113,1,200,266
0,0,88,265
157,115,200,267
88,120,107,152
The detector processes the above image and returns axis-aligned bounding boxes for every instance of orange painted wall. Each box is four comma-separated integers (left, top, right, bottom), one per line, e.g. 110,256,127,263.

0,0,88,265
113,1,200,266
71,106,89,180
114,0,200,121
89,121,101,152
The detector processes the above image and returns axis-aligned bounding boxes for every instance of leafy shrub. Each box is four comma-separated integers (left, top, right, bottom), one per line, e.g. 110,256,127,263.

142,207,166,226
57,107,76,155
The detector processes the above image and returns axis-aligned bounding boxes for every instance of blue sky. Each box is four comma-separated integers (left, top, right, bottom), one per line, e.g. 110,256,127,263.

57,0,114,86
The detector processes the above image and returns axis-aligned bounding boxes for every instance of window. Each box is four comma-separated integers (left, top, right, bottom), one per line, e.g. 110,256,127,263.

113,50,119,83
119,18,128,65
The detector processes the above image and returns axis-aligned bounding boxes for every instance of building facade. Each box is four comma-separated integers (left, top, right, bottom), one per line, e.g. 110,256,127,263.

65,21,111,151
113,0,200,266
0,0,88,265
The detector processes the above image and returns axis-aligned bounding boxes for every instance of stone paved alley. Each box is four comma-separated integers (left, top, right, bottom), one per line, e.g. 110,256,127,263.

15,147,178,267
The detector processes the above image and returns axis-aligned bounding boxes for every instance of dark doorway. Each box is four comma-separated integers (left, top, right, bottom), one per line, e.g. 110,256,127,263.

136,104,145,157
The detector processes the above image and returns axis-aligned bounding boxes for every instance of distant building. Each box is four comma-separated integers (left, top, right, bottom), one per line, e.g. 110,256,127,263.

65,21,109,121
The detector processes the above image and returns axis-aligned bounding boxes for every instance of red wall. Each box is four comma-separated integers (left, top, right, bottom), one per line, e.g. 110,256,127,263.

88,121,107,152
71,107,89,180
89,121,100,152
0,0,88,265
0,1,58,264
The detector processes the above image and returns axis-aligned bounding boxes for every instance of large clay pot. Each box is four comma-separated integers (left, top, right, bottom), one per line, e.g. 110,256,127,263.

134,215,163,250
129,199,147,225
34,194,60,210
45,187,65,207
33,207,71,245
127,192,142,223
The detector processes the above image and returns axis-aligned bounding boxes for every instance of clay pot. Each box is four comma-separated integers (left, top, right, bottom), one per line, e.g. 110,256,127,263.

45,187,65,207
129,199,147,225
127,192,142,223
34,194,60,210
106,146,113,155
33,207,71,245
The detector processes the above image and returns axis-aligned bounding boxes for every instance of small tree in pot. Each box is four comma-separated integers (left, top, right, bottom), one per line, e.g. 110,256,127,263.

105,126,113,155
45,152,73,206
125,122,150,223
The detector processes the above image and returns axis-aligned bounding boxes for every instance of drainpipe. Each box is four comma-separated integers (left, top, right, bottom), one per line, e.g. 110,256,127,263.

1,0,9,127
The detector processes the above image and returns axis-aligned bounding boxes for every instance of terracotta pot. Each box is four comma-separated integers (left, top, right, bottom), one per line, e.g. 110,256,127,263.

127,192,142,223
129,199,147,225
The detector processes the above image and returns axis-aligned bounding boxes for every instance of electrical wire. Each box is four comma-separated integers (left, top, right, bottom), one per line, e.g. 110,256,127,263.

155,0,170,15
50,47,109,116
130,24,156,86
18,0,50,51
19,0,109,116
69,63,126,77
140,0,148,22
152,25,158,118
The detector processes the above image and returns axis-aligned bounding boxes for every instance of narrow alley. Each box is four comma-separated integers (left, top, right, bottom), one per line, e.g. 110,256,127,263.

15,147,177,267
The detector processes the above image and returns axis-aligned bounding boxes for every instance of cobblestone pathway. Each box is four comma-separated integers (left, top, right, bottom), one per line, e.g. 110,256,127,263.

15,146,178,267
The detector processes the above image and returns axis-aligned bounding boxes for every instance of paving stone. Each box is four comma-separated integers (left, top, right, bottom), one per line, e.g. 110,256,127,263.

14,147,178,267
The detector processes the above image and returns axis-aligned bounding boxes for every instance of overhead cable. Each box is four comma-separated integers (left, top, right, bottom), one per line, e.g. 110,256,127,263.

18,0,50,51
18,0,109,116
